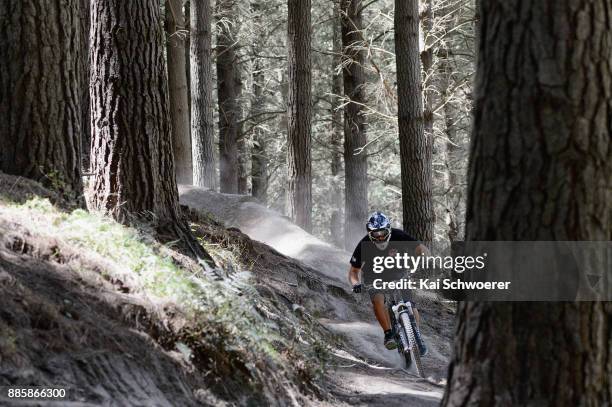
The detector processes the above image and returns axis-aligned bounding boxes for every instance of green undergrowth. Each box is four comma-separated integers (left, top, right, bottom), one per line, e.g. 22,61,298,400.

0,197,330,403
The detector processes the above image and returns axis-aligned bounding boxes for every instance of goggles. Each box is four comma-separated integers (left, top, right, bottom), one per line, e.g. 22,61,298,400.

368,228,390,241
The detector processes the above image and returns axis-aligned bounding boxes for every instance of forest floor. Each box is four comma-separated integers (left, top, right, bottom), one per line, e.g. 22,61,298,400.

180,186,455,406
0,173,453,406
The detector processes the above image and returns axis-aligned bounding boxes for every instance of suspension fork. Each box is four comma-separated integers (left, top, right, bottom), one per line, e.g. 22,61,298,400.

391,301,415,352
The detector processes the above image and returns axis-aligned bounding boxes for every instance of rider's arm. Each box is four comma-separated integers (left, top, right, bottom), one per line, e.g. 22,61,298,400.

348,266,361,286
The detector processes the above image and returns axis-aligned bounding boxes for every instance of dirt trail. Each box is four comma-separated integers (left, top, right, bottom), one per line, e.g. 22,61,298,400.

180,186,454,406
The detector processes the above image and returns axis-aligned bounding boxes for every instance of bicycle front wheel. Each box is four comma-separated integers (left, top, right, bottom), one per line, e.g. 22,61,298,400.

403,348,412,369
400,313,425,377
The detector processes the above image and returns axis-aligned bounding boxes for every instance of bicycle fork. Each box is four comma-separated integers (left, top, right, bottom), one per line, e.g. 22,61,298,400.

392,302,416,353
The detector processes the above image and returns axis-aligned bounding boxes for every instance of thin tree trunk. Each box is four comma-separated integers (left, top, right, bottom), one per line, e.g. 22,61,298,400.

191,0,216,190
330,0,344,248
251,69,268,202
0,0,84,202
286,0,312,231
249,1,267,202
80,0,91,173
420,0,435,140
216,0,241,193
341,0,368,250
237,125,249,194
166,0,192,184
437,4,463,242
184,0,191,123
421,0,443,245
439,46,462,242
395,0,433,242
237,62,248,195
443,1,612,405
88,0,212,264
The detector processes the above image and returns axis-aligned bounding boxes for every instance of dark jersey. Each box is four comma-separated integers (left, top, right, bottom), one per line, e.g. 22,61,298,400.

350,228,418,268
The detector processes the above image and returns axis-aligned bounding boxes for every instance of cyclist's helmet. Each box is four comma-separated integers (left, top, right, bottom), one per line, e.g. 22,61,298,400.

366,211,392,250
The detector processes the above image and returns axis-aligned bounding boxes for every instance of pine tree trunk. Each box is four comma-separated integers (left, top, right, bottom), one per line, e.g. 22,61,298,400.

439,46,462,242
395,0,433,242
438,5,463,242
166,0,193,185
251,62,268,202
286,0,312,232
184,0,191,123
0,0,84,201
237,129,249,194
89,0,191,244
420,0,443,244
442,1,612,405
89,0,178,221
216,0,241,193
190,0,217,189
420,0,435,140
341,0,368,250
330,0,344,248
80,0,91,173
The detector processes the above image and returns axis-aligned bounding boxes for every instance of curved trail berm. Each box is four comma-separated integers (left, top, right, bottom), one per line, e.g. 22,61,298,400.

180,186,455,406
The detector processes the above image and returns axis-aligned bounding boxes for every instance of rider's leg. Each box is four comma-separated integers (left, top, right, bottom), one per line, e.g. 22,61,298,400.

371,294,391,331
372,293,396,349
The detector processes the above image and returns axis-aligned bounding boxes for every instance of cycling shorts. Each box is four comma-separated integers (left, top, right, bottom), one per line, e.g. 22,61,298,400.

367,286,416,306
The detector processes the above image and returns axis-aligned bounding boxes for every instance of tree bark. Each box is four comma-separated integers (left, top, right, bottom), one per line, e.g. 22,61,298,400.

166,0,193,185
420,0,435,141
88,0,213,264
250,58,268,202
395,0,433,242
237,126,249,194
438,5,463,242
190,0,217,190
286,0,312,231
0,0,84,201
330,0,344,248
184,0,191,122
89,0,176,221
341,0,368,250
443,1,612,405
80,0,91,173
216,0,241,193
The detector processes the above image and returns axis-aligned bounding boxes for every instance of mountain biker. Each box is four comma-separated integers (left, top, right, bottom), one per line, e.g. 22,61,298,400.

348,211,428,353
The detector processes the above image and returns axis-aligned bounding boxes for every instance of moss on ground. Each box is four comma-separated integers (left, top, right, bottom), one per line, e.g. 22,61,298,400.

0,195,330,404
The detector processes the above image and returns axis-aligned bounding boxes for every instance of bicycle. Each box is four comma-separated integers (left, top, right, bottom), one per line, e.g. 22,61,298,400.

385,288,425,377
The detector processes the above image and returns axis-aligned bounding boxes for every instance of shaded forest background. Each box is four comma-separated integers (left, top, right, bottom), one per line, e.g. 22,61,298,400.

170,0,476,247
1,0,476,251
86,0,476,249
